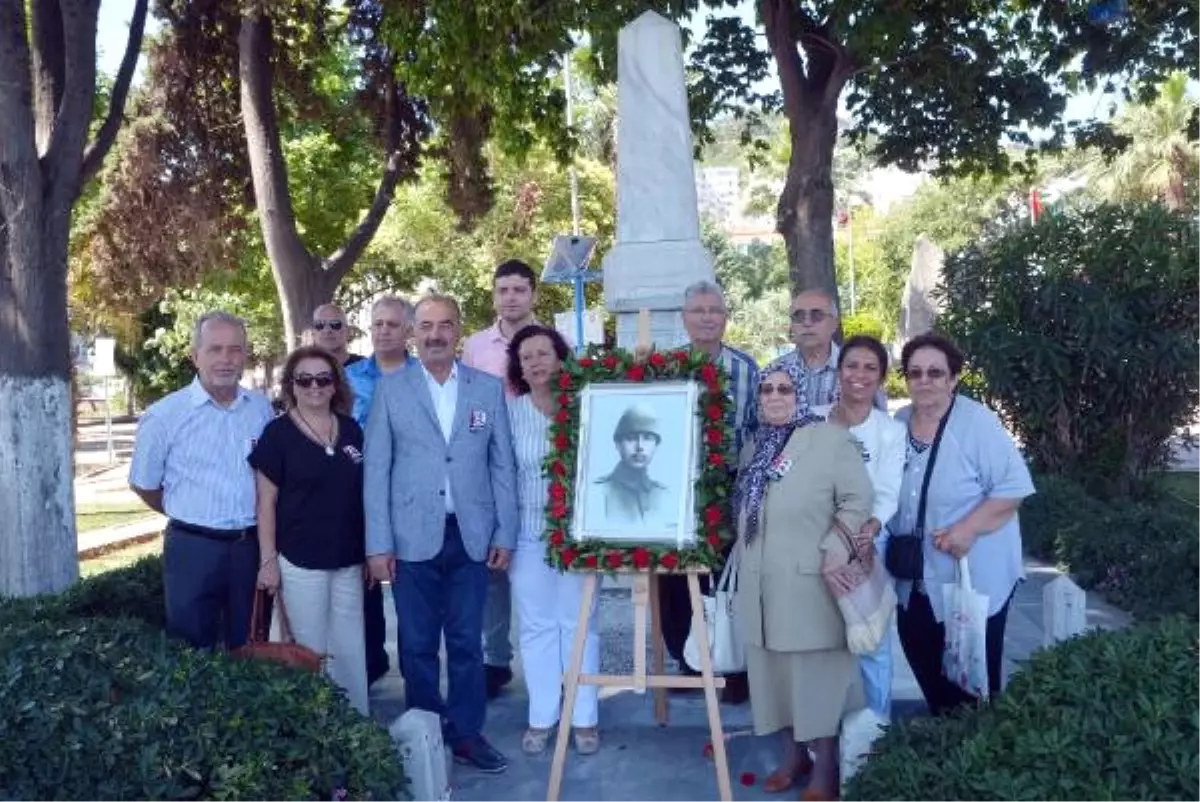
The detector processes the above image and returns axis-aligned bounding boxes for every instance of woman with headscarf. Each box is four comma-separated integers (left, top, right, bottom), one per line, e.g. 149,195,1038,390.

735,362,875,800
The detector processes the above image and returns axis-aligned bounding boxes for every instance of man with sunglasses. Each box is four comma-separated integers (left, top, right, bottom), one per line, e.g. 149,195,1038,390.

346,295,416,687
311,304,364,367
765,289,887,416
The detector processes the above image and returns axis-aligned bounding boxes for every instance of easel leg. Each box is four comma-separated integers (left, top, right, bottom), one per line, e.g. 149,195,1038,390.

689,573,732,802
547,572,597,802
649,573,668,725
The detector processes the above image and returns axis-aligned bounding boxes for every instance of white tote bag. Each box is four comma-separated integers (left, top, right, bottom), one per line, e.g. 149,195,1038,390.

683,546,745,675
940,557,991,701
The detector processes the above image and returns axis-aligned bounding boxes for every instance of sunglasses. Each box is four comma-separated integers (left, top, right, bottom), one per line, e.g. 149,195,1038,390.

293,373,335,389
790,308,829,324
312,320,344,331
759,383,795,396
905,367,949,382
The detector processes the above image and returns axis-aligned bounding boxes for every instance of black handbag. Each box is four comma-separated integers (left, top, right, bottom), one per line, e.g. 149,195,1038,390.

886,400,954,581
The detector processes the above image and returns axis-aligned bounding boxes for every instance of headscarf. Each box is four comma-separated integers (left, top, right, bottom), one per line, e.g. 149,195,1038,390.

733,361,822,544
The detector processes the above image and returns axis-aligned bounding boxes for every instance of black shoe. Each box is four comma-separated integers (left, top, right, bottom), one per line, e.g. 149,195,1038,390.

484,664,513,699
452,735,508,773
721,672,750,705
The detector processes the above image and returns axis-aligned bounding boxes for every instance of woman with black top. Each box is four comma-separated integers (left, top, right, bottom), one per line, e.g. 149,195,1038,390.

249,345,369,714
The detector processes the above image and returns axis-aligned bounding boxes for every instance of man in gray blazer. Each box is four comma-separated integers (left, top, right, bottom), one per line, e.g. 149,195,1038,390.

364,295,519,773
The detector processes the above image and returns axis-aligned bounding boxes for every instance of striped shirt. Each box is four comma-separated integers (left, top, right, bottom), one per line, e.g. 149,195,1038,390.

507,393,551,545
717,343,760,460
129,377,274,529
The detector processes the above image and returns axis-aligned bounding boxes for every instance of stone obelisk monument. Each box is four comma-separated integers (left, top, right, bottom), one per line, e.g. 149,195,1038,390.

602,11,715,349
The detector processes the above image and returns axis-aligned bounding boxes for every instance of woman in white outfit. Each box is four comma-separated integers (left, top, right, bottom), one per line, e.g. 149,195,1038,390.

505,325,601,756
813,335,904,719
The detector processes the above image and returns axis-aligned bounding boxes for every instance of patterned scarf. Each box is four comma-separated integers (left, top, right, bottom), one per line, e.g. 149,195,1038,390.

734,361,823,544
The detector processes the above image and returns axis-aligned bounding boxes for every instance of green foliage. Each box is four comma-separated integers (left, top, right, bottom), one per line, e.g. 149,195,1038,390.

847,615,1199,801
938,203,1199,496
0,557,405,800
839,312,886,341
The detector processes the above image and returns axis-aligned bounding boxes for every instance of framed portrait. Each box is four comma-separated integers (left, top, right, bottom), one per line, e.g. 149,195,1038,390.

571,380,701,547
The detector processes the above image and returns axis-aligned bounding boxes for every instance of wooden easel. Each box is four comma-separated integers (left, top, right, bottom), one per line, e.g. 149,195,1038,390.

546,309,733,802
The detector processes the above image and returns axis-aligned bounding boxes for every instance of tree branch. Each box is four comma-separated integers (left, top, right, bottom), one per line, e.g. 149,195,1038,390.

760,0,807,121
30,1,64,154
81,0,149,185
0,0,39,219
42,0,98,202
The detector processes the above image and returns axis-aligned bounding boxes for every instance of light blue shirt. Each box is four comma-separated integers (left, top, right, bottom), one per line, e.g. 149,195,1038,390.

129,377,274,529
345,353,416,428
888,395,1036,620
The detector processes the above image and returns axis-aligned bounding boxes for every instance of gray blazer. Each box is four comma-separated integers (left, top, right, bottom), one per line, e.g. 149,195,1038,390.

363,361,519,562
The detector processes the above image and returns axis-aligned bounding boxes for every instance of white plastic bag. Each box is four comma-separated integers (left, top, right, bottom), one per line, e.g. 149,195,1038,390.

683,546,745,675
941,557,990,700
839,706,888,793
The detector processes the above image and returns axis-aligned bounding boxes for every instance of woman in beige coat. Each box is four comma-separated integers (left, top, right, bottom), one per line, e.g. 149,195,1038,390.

735,364,874,800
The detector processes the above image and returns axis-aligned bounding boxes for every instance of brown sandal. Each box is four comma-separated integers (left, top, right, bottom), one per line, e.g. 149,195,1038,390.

763,750,815,793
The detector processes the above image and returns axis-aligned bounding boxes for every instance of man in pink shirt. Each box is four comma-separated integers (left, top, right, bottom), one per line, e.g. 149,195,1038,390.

462,259,540,698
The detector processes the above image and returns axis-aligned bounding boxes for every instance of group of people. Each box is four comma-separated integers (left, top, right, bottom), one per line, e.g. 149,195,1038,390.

129,258,1034,797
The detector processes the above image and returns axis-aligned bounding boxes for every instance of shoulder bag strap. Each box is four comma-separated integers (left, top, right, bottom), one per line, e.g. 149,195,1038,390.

273,588,299,645
915,397,955,535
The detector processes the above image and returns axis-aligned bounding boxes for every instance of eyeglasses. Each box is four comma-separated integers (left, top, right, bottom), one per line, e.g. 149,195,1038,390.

790,308,829,324
312,320,344,331
904,367,949,382
759,383,795,396
684,306,727,317
293,373,335,389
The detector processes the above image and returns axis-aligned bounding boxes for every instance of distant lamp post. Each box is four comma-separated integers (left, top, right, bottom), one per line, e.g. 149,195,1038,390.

93,336,117,465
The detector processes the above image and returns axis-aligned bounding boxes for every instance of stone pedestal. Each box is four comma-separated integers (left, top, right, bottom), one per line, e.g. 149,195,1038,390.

602,11,715,350
1043,575,1088,646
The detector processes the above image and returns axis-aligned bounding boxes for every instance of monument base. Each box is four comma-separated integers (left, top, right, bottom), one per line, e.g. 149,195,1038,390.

603,239,715,350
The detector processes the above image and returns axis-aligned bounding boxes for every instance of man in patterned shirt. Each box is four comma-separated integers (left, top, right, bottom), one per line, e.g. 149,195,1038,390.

659,280,758,702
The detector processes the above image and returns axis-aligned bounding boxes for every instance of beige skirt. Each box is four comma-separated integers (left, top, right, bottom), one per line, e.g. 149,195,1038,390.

746,644,865,742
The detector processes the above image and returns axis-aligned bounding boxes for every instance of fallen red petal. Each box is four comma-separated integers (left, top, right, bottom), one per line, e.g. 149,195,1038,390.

740,772,756,786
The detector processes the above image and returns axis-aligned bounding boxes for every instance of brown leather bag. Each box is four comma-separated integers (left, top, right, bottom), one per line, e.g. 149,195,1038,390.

232,588,323,673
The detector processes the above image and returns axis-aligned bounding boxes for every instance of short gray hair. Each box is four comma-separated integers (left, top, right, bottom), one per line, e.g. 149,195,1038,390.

414,293,462,323
371,294,415,321
192,311,248,350
793,288,840,318
682,280,727,310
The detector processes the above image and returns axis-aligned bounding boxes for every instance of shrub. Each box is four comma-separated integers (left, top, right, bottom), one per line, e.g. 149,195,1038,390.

938,203,1199,496
0,557,407,800
1018,474,1108,562
841,312,887,342
847,615,1199,801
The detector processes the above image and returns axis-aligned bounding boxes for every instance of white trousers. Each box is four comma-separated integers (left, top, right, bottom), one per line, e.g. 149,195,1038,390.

275,556,369,716
510,542,600,728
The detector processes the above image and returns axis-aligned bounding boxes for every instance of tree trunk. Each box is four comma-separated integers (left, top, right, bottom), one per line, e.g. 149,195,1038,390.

777,94,841,305
239,7,407,349
0,0,145,597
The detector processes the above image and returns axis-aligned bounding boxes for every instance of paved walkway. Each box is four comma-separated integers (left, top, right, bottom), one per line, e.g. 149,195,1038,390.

367,557,1129,801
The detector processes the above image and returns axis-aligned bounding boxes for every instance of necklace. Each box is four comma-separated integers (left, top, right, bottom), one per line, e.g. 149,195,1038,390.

294,409,337,456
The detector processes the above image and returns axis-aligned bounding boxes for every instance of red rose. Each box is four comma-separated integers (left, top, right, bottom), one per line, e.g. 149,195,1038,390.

605,551,625,569
557,393,570,406
578,357,594,368
740,772,757,787
707,533,722,548
704,505,722,526
583,554,599,569
558,373,572,390
626,364,645,381
708,452,725,468
649,352,667,368
561,548,579,568
632,547,651,569
602,355,619,369
549,529,565,547
550,502,567,519
674,350,690,363
555,408,570,424
550,460,566,476
705,427,723,446
705,404,723,421
660,552,680,570
554,433,569,450
549,482,566,501
700,363,719,384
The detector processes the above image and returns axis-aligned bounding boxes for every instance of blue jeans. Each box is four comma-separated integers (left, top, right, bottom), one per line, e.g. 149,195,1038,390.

162,523,258,649
395,516,489,745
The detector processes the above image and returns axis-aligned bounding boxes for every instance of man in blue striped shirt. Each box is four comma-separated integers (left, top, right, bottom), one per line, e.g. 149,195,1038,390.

129,311,274,649
659,280,758,702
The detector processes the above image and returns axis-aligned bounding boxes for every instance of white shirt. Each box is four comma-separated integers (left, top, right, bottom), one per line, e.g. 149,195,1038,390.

422,361,459,513
812,404,905,527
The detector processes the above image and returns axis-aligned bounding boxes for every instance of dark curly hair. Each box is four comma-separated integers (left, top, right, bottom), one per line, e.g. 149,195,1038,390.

838,334,890,378
506,325,570,395
278,346,353,416
900,332,965,377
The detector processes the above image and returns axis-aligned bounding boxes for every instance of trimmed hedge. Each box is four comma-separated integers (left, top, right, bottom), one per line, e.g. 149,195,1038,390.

0,556,406,800
846,615,1199,800
1020,475,1198,620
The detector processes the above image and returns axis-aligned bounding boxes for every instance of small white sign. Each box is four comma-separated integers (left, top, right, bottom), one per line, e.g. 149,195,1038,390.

93,337,117,377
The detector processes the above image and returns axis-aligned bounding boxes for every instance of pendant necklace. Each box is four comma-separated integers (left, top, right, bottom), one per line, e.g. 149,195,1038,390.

295,410,337,456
